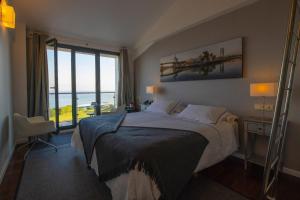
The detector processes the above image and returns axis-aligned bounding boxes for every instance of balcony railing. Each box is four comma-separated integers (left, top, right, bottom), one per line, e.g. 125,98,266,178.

49,92,116,126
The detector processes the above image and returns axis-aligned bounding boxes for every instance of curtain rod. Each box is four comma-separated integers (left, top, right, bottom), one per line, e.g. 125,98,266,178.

26,28,123,53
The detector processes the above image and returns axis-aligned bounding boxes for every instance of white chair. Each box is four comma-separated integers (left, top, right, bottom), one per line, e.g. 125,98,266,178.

14,113,58,159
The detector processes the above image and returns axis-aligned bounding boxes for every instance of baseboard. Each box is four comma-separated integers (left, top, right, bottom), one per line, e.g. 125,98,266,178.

282,167,300,178
232,152,245,160
0,145,15,184
232,152,300,178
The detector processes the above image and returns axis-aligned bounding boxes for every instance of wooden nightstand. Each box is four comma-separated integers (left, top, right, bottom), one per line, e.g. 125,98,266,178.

244,117,273,170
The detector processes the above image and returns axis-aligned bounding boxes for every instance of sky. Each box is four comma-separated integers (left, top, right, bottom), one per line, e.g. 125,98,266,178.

47,48,117,93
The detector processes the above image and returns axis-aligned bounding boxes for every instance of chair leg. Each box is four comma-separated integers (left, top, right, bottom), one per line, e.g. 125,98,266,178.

17,140,34,151
38,138,58,152
21,135,58,160
24,142,36,160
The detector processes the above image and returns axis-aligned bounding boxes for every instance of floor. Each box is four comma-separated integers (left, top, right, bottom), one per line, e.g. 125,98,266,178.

0,134,300,200
201,157,300,200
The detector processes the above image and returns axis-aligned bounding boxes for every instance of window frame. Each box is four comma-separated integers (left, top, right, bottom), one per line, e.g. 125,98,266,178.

47,40,120,131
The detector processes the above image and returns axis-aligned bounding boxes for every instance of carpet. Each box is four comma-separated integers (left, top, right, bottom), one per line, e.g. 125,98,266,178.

31,132,73,150
16,134,249,200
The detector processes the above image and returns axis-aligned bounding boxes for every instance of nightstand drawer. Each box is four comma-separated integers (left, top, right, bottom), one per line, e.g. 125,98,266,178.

244,117,274,170
247,122,271,135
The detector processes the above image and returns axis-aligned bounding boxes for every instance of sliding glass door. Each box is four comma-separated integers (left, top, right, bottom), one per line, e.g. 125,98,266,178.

75,52,96,121
57,48,73,127
47,42,119,131
47,44,57,127
47,44,74,129
100,54,118,113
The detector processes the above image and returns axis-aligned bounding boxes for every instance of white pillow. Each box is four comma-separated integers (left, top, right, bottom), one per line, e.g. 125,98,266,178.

146,99,177,114
177,104,227,124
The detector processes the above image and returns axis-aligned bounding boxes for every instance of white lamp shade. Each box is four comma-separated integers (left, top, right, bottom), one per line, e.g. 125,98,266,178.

250,83,278,97
146,86,156,94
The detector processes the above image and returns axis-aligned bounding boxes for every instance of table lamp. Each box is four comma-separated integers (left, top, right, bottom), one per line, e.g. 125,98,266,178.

250,82,278,121
146,85,156,103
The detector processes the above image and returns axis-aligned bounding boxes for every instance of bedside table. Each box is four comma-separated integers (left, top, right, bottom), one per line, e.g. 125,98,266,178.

140,104,150,111
244,117,272,170
125,107,137,113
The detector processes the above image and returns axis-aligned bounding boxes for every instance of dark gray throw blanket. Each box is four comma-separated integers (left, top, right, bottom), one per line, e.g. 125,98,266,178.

78,111,127,165
79,113,208,200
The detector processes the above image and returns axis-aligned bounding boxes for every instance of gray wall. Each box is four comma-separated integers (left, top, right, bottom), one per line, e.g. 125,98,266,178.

0,26,14,182
11,22,28,144
135,0,300,172
12,22,27,117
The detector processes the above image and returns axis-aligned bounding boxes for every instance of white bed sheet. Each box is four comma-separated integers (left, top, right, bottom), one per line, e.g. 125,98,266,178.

71,111,238,200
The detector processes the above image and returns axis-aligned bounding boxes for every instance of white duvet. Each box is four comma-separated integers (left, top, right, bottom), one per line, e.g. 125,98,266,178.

71,111,238,200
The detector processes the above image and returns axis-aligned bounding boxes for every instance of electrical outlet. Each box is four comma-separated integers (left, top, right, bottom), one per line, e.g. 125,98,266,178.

254,104,274,111
264,104,274,111
254,104,264,111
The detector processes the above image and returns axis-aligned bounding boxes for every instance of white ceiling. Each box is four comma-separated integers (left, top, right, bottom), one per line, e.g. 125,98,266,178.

134,0,259,57
14,0,258,55
14,0,176,47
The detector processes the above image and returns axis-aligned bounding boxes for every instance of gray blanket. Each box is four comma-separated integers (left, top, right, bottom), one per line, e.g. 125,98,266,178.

79,113,208,200
78,111,127,165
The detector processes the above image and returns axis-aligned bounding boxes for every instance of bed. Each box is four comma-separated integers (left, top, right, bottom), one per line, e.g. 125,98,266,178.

71,110,239,200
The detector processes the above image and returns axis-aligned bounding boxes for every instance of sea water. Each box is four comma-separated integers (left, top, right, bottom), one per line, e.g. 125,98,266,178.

49,92,116,108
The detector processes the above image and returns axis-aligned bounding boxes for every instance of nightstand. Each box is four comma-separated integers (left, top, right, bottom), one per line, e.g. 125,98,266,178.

244,117,272,170
125,107,136,113
140,104,150,111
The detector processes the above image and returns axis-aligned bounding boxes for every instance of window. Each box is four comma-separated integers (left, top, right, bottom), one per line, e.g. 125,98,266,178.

100,54,118,113
47,41,119,130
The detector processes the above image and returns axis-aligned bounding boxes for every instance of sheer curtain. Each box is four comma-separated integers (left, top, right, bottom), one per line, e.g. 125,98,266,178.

117,48,133,107
27,31,49,119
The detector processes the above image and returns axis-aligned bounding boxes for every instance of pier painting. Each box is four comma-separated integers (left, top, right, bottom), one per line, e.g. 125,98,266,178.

160,38,243,82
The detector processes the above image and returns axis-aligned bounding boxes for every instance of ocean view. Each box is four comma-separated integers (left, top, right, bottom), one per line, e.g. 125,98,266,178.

46,47,118,125
49,92,116,108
